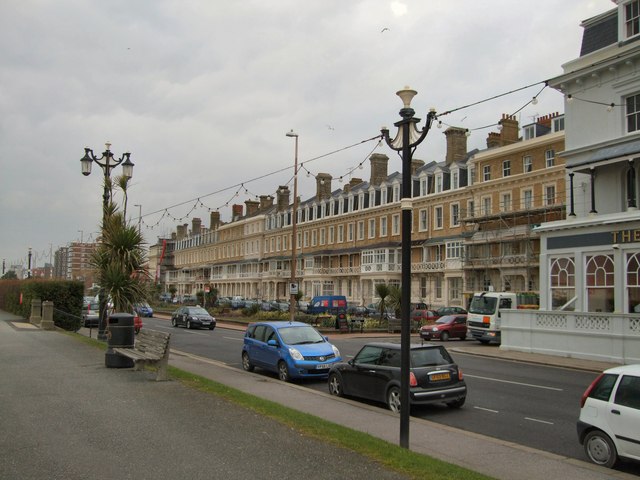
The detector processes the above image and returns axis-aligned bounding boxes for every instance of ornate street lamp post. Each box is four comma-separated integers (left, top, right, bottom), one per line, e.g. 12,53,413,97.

80,142,134,340
286,130,299,322
381,87,436,448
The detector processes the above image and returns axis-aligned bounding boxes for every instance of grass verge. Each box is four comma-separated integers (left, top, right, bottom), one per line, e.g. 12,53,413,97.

168,366,494,480
65,330,492,479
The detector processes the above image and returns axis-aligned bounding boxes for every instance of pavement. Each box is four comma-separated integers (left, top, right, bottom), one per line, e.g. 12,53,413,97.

1,310,637,480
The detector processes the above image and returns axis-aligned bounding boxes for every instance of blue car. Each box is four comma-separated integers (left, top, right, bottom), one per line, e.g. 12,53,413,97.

241,321,341,382
134,302,154,317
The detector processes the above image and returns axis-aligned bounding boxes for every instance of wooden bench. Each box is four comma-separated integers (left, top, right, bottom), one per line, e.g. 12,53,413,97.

113,329,171,381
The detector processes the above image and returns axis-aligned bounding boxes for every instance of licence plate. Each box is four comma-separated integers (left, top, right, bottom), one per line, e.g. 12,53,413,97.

430,372,451,381
316,363,331,369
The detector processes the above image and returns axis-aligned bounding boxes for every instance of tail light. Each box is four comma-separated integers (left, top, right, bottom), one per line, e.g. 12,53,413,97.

458,368,464,381
409,372,418,387
581,373,604,408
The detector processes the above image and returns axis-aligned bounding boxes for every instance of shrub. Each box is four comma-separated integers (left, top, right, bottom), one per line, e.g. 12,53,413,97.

0,279,84,331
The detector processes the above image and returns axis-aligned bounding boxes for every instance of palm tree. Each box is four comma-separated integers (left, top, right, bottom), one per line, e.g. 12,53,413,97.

115,174,130,220
374,283,390,318
91,177,149,319
92,211,149,312
388,285,402,318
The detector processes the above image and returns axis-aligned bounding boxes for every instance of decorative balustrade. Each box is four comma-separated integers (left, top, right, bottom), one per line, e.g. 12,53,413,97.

501,309,640,364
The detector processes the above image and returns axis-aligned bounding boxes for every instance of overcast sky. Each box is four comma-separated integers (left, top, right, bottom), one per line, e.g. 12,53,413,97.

0,0,609,270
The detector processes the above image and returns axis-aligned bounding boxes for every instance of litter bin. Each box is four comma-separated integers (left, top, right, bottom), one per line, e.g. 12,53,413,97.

105,313,135,368
335,312,349,333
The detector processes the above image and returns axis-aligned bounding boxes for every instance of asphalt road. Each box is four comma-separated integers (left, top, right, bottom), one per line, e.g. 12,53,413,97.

140,316,635,472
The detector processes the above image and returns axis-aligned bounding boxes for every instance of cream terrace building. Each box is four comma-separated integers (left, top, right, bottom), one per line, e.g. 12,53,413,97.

161,112,565,309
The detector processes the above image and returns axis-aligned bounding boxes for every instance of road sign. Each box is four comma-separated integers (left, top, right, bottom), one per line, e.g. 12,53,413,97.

289,282,298,295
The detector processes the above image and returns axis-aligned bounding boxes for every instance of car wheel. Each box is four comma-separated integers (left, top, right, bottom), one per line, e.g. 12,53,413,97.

241,352,254,372
328,373,344,397
460,332,466,340
186,320,192,329
584,429,618,468
447,397,466,409
387,386,401,413
277,361,290,382
440,331,450,342
171,318,177,327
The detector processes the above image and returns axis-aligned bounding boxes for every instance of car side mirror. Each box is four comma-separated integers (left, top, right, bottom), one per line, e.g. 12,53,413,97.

267,339,279,347
348,359,354,366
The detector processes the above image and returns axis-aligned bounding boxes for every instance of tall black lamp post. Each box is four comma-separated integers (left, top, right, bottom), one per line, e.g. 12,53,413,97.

381,86,436,448
27,247,32,278
80,142,134,340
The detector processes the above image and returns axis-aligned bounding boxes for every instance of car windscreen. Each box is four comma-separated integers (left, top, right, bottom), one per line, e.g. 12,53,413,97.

469,296,497,315
410,347,453,367
278,326,325,345
187,307,209,315
435,317,453,324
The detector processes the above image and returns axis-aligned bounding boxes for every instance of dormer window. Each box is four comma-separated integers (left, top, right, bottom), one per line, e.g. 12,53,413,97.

626,1,640,38
435,175,442,193
381,187,387,205
392,185,400,202
452,171,459,189
552,115,565,132
523,125,535,140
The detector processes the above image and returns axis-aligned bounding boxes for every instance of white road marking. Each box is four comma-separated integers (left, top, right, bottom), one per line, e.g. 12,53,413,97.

465,374,563,391
525,417,554,425
474,406,499,413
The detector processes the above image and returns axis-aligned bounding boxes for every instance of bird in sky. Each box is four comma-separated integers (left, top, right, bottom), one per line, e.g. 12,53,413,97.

381,27,390,33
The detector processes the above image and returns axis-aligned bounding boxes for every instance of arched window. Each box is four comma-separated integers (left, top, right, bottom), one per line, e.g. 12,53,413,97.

585,255,614,312
626,252,640,313
550,257,575,310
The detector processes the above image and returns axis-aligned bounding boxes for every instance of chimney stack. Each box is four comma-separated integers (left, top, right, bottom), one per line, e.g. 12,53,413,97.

259,195,274,210
316,173,332,201
210,211,220,230
245,199,260,216
444,127,468,164
499,114,519,145
369,153,389,186
176,224,188,240
277,186,290,212
192,218,201,236
232,204,243,221
411,159,425,175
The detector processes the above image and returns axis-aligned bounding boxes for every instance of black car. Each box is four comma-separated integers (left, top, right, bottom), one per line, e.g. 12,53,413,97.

171,306,216,330
328,342,466,413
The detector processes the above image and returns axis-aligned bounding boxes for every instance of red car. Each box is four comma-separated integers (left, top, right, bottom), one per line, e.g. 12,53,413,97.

132,311,143,334
420,314,467,341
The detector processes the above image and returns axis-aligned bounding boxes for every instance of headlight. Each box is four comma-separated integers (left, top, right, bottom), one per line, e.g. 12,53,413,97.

332,344,340,357
432,327,438,332
289,348,304,361
190,316,198,321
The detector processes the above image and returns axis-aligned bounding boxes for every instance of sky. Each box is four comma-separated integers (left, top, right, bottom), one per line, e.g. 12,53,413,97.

0,0,610,271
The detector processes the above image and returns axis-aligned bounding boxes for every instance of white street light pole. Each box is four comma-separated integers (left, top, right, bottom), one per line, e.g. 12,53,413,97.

286,130,299,323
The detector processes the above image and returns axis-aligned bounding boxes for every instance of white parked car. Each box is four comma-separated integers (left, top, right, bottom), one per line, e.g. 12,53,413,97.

577,364,640,468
